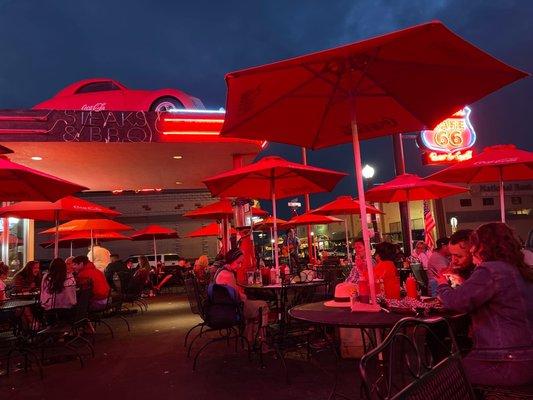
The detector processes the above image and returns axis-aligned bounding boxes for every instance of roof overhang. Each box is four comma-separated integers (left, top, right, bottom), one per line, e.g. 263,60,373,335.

0,109,264,191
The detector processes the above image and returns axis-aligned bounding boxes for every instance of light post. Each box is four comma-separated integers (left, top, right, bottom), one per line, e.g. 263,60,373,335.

362,164,380,242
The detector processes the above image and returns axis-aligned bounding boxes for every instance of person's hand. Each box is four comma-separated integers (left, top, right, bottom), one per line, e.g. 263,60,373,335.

436,273,449,286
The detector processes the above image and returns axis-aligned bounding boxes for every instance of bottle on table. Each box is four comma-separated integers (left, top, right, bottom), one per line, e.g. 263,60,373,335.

406,274,419,299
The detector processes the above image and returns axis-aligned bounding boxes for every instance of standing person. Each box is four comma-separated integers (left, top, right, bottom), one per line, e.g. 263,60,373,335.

283,228,300,266
427,237,451,296
0,262,8,301
12,260,42,292
411,241,430,270
104,254,126,291
437,223,533,387
40,258,76,311
373,242,401,299
87,244,111,272
72,255,110,310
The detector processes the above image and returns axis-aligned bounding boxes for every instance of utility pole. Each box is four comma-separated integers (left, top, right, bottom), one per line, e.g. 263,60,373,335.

392,134,412,255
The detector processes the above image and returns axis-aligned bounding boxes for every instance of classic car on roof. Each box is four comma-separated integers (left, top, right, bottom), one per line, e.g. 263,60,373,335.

33,78,205,112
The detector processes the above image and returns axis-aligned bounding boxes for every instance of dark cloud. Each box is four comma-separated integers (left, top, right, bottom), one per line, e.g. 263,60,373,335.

0,0,531,216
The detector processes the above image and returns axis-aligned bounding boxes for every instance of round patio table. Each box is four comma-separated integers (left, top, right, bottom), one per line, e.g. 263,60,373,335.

0,299,37,311
289,301,403,329
240,280,327,324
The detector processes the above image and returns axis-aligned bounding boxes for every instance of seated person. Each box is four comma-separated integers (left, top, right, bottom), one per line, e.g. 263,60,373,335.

0,262,8,301
130,256,153,293
427,237,450,296
411,240,430,270
346,238,375,283
154,257,190,291
373,242,401,299
214,248,268,342
40,258,76,311
193,255,209,284
12,260,42,293
72,255,110,310
437,223,533,387
104,254,127,291
443,229,476,285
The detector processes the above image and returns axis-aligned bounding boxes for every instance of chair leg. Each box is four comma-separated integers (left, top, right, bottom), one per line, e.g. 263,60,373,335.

97,319,115,338
115,315,131,332
65,343,84,368
187,328,212,358
192,336,228,371
184,323,203,348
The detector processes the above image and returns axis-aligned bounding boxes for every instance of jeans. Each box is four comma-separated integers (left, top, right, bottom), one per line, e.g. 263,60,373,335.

463,356,533,386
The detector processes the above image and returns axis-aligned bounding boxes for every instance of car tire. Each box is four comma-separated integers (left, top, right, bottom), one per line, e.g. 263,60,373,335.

150,97,185,112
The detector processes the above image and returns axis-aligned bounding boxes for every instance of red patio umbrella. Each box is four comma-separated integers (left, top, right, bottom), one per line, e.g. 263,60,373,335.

40,218,132,260
427,145,533,222
365,173,468,247
284,213,343,227
203,156,346,268
0,196,120,257
0,157,87,202
312,196,383,259
219,21,527,305
253,216,288,230
40,219,132,235
130,225,179,266
40,231,130,256
185,222,236,238
184,200,266,252
284,213,343,261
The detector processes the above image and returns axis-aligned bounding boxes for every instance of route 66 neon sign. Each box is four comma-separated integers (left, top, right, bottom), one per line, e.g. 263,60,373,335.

420,107,477,153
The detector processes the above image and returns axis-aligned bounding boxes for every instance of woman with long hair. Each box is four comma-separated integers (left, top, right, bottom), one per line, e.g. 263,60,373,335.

193,255,209,284
13,260,42,292
40,258,76,310
437,222,533,387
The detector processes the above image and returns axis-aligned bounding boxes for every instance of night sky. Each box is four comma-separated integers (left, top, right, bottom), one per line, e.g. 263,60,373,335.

0,0,531,214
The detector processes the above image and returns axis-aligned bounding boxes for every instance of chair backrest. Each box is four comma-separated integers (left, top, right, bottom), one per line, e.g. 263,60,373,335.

410,263,428,294
72,286,93,322
359,317,475,400
204,283,242,329
184,273,203,316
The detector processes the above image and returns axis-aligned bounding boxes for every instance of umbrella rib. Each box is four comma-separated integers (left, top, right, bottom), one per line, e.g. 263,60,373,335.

310,69,344,149
225,74,321,134
358,67,435,127
300,62,351,97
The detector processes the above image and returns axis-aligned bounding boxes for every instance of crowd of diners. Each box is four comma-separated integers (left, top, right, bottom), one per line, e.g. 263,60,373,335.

1,221,531,387
342,222,533,387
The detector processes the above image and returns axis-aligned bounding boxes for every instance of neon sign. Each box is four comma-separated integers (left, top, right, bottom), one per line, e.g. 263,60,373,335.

419,107,476,165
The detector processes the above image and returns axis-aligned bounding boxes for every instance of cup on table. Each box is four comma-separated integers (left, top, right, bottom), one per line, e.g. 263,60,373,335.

246,271,254,285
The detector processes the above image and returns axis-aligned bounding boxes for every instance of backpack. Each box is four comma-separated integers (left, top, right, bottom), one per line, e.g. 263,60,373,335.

204,282,242,329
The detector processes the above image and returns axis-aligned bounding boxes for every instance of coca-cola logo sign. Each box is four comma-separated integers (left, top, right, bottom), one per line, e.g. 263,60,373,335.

419,107,476,153
81,103,107,112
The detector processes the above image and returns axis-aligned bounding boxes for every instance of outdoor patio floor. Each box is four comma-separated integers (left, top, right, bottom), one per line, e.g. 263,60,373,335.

0,294,363,400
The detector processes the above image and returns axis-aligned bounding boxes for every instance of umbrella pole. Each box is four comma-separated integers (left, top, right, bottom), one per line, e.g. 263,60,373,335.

270,226,274,261
405,190,413,253
90,228,94,261
499,169,506,223
272,180,279,270
153,234,159,284
70,241,73,257
344,218,351,264
351,121,377,306
54,210,59,259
